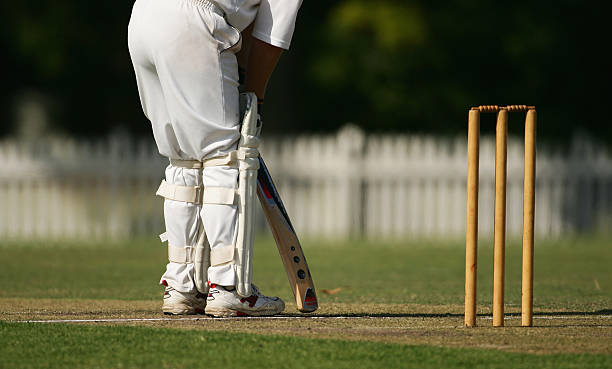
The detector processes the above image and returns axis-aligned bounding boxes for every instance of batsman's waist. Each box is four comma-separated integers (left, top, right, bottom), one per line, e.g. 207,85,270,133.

186,0,225,17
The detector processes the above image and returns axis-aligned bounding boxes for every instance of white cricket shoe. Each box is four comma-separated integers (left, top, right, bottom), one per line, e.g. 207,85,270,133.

205,284,285,317
162,286,207,315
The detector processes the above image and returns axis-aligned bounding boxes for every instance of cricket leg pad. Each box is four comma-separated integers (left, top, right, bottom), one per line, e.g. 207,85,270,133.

158,165,203,294
234,92,261,297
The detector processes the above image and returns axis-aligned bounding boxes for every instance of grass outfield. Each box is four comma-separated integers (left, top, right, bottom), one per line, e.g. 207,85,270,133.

1,237,611,368
2,322,610,369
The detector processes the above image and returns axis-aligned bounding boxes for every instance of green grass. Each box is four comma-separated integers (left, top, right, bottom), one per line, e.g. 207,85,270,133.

298,237,612,310
2,322,610,369
1,237,610,368
0,240,165,301
1,236,610,311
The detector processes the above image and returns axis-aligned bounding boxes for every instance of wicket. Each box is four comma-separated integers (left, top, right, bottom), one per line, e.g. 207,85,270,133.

464,105,536,328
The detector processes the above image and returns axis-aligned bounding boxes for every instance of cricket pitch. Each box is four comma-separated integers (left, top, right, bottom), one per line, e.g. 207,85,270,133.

3,298,610,355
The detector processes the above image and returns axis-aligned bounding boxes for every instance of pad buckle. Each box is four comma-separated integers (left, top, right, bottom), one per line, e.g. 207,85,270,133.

194,186,203,205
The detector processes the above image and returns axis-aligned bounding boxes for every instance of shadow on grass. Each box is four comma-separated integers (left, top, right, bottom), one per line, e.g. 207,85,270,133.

286,309,612,319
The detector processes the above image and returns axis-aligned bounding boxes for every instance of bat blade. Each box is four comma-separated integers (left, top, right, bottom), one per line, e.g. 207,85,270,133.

257,157,318,313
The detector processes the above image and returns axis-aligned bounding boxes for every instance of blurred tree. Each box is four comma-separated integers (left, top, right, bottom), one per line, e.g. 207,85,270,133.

0,1,148,137
280,0,610,143
0,0,609,144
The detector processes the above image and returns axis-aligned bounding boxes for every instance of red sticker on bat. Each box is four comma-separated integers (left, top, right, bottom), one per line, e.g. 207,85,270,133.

262,183,273,199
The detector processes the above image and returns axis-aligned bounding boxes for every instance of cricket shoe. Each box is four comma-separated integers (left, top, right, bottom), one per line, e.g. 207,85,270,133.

205,283,285,317
162,286,207,315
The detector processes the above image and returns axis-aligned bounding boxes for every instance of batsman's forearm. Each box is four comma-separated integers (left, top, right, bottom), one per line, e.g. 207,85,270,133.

244,38,283,101
236,23,254,72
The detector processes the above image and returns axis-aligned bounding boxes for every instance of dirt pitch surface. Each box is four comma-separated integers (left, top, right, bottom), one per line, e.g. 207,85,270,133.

3,298,610,355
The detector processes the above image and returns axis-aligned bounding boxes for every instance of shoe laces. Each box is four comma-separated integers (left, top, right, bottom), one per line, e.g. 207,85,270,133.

250,284,261,296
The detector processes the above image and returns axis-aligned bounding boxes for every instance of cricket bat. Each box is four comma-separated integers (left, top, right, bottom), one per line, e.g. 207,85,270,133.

257,156,318,313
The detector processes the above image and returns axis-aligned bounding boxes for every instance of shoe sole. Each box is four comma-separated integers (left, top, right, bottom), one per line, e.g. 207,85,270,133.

204,306,283,318
162,304,206,315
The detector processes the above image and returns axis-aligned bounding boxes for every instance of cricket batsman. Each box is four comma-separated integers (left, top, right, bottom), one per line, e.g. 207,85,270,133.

127,0,302,316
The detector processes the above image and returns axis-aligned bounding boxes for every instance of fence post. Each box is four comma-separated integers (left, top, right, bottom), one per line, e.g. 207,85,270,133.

336,125,365,238
1,133,612,241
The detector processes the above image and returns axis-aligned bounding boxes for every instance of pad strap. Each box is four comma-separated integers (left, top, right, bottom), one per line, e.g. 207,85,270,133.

156,180,202,203
210,244,235,266
156,180,236,205
170,152,238,169
204,187,236,205
168,245,195,264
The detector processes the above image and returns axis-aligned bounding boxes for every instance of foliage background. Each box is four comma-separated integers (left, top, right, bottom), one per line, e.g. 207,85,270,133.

1,0,609,144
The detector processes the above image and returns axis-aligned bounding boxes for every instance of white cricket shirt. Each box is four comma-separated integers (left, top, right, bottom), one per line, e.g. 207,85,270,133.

216,0,302,49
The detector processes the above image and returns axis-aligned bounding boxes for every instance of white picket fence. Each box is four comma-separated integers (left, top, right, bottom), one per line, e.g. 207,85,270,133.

1,125,611,241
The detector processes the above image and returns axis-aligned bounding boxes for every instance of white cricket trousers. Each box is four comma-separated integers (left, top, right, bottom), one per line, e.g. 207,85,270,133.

128,0,243,292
